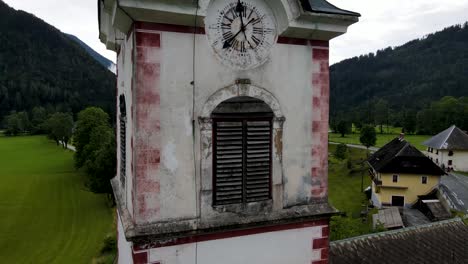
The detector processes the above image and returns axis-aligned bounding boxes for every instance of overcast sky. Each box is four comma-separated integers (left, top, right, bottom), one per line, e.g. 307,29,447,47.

4,0,468,64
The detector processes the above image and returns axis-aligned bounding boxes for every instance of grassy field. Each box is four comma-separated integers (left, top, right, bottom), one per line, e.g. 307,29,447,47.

329,133,431,151
456,171,468,177
328,144,371,216
328,144,376,240
0,136,113,263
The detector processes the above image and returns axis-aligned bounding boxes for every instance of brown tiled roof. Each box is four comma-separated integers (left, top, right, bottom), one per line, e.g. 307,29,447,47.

368,137,445,175
330,218,468,264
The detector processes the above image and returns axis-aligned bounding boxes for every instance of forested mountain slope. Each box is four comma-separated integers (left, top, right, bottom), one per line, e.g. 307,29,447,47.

330,22,468,125
66,34,116,74
0,1,115,122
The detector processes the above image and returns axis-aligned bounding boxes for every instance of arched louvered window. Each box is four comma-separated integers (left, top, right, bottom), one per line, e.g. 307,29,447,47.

211,97,273,205
119,94,127,187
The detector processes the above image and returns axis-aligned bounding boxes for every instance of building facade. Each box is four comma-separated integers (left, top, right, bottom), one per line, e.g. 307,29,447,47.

368,137,445,208
98,1,359,263
424,125,468,172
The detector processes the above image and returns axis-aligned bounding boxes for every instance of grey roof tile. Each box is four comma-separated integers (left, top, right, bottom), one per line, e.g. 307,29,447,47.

423,125,468,150
300,0,360,17
368,137,445,175
330,218,468,264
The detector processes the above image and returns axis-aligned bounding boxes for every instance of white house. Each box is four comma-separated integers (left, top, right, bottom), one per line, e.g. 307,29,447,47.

423,125,468,172
98,0,359,263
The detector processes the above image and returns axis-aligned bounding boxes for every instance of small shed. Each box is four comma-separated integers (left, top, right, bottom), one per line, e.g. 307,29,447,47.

372,207,404,230
420,199,451,221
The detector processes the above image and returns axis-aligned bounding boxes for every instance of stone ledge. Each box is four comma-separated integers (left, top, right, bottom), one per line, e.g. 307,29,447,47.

112,177,338,244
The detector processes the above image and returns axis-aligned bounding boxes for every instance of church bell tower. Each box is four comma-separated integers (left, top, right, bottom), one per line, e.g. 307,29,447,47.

98,0,359,263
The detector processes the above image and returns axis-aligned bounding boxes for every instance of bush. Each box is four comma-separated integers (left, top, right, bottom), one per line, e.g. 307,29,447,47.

101,234,117,254
360,125,377,149
334,143,348,160
330,215,370,241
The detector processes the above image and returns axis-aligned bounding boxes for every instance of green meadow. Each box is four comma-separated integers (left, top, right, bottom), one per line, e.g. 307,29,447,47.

328,144,376,240
0,136,113,263
329,132,431,151
328,144,371,216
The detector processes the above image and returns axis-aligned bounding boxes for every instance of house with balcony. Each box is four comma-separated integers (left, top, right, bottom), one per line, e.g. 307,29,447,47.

423,125,468,172
368,137,445,208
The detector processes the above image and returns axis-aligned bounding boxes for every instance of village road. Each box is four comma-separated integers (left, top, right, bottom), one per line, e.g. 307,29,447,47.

59,141,76,152
329,142,379,152
440,173,468,213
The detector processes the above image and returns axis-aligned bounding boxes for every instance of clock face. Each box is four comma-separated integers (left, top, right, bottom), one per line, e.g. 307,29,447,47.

205,0,277,70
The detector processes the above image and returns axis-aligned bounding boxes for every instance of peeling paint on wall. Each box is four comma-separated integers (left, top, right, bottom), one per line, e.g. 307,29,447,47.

310,47,330,200
134,29,162,224
274,129,283,160
163,140,179,174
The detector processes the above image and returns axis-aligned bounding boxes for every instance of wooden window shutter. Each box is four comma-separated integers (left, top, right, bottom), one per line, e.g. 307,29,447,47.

213,117,272,205
119,94,127,187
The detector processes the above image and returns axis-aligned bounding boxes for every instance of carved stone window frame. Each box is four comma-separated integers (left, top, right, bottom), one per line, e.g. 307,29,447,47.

199,83,285,216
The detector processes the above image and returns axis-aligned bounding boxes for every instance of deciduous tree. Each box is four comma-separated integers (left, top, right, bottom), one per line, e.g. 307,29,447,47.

74,107,115,196
3,111,31,135
360,125,377,151
31,106,47,134
44,112,73,148
74,107,109,169
337,120,351,137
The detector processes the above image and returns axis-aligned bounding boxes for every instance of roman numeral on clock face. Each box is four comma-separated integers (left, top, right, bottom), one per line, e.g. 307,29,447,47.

251,35,261,46
252,15,264,25
253,27,263,34
247,9,254,19
240,41,246,53
223,31,234,40
228,8,238,19
232,39,240,49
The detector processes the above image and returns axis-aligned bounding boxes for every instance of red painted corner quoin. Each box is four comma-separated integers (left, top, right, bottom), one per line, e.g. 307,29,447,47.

134,28,162,224
312,224,330,264
131,219,330,264
311,47,330,200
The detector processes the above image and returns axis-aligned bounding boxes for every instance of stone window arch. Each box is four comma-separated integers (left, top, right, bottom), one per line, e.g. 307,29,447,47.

199,83,285,212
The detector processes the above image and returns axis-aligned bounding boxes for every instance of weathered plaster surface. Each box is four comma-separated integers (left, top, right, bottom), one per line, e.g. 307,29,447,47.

117,211,133,264
129,221,330,264
310,47,330,201
113,24,336,241
134,30,162,224
116,30,135,217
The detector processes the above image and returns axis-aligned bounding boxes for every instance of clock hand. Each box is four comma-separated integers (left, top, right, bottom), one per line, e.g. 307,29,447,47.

223,18,255,49
235,0,243,15
223,29,240,49
235,1,250,45
242,17,257,28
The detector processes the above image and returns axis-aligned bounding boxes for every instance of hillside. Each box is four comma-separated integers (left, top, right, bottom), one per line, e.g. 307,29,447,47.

330,22,468,122
66,34,116,74
0,1,115,122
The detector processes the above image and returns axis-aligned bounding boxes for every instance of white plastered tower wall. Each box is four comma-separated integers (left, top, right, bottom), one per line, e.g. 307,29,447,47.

100,0,359,263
